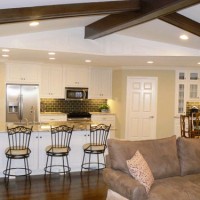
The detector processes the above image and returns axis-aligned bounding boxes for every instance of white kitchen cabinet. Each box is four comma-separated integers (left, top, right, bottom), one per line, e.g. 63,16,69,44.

6,62,40,84
40,65,64,98
89,68,112,99
174,70,200,135
69,131,88,172
29,131,51,174
91,113,116,138
64,66,89,88
40,113,67,122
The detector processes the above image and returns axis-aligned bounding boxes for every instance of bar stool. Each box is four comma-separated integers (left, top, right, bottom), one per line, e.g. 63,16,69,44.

81,124,111,173
4,126,32,184
44,125,74,176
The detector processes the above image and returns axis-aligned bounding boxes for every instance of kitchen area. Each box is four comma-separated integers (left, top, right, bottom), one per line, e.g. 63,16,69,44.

0,61,116,176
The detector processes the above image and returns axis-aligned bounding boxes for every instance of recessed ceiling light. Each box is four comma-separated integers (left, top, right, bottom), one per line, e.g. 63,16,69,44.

179,34,189,40
2,54,9,57
2,49,10,52
29,21,39,27
147,61,154,64
85,59,91,63
48,52,56,55
198,62,200,65
49,57,55,60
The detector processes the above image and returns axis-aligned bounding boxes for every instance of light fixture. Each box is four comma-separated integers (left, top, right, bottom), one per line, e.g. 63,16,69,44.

29,21,39,27
85,59,91,63
48,52,56,55
147,61,154,64
49,57,55,60
2,49,10,52
2,54,9,57
179,34,189,40
198,62,200,65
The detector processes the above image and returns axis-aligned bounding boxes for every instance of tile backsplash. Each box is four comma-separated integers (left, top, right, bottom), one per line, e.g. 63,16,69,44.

40,98,107,113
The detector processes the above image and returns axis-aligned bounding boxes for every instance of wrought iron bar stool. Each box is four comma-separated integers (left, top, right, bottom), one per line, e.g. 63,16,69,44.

4,126,33,184
81,124,111,173
44,125,74,176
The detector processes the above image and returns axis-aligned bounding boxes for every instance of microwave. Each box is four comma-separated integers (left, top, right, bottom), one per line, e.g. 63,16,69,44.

65,87,88,100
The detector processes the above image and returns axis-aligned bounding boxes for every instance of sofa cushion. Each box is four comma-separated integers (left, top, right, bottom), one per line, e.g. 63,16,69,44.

148,174,200,200
127,150,154,193
107,136,180,179
177,137,200,176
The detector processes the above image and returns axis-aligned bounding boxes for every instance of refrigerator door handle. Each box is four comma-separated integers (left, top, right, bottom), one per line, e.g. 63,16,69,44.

18,94,23,121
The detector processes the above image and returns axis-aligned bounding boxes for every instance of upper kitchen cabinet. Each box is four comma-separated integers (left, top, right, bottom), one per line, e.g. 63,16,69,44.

175,70,200,115
89,68,112,99
40,65,64,98
64,66,89,88
6,62,40,84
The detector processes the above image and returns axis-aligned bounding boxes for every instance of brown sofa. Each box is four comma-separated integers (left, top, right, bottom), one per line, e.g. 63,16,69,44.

103,136,200,200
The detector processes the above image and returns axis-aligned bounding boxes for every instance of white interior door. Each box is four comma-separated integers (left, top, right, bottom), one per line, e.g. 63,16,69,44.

125,77,157,140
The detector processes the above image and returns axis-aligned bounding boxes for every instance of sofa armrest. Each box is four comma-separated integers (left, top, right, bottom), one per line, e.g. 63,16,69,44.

103,168,148,200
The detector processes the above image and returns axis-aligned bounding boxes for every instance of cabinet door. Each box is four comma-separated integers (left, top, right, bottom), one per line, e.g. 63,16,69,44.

40,66,64,98
40,67,51,97
6,63,40,84
64,67,89,87
89,68,112,99
69,131,86,172
29,132,51,173
188,72,200,100
49,66,64,98
38,132,51,170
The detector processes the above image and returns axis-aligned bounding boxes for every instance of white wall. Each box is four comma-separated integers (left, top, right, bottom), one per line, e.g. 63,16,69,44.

111,69,175,139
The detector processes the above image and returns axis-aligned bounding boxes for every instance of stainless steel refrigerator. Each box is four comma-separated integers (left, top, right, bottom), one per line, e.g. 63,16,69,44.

6,84,39,123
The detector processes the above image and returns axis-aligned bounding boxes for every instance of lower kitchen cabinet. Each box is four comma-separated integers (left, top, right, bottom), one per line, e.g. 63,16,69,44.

69,131,88,172
29,132,52,174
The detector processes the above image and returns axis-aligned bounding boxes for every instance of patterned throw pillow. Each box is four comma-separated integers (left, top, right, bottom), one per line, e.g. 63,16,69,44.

127,150,154,193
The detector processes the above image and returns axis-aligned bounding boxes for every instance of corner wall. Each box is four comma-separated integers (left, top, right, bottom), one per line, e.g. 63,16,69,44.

110,69,175,139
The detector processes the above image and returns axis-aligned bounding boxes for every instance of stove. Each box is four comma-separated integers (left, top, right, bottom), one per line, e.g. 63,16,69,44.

67,112,91,121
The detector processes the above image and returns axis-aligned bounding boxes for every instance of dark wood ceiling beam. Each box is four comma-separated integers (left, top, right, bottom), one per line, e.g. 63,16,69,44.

0,1,141,24
159,12,200,37
85,0,200,39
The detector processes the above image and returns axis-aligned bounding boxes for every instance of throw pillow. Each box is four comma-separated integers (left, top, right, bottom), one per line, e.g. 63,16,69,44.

127,150,154,193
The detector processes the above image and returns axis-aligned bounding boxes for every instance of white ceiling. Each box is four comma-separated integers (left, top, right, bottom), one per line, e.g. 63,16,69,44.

0,1,199,69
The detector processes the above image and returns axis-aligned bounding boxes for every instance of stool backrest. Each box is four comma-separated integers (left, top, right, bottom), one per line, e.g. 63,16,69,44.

180,115,192,138
50,125,74,148
7,126,32,151
89,124,111,148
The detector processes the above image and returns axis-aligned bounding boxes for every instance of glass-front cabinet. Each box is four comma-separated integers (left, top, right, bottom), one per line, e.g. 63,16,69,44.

174,70,200,137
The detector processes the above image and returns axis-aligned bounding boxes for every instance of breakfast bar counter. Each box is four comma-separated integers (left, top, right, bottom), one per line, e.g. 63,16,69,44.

0,120,115,177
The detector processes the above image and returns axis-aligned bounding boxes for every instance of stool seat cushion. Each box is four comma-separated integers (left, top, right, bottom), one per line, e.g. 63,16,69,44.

45,145,70,154
5,147,31,156
83,143,105,151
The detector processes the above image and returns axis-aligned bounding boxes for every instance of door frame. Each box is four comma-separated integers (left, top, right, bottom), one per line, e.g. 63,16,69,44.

125,76,158,140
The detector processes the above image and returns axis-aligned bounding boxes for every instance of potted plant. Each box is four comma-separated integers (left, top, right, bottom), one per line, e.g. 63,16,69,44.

99,104,110,112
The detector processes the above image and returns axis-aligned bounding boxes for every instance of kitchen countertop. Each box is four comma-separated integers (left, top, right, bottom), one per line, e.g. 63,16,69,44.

0,120,115,133
40,112,115,115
